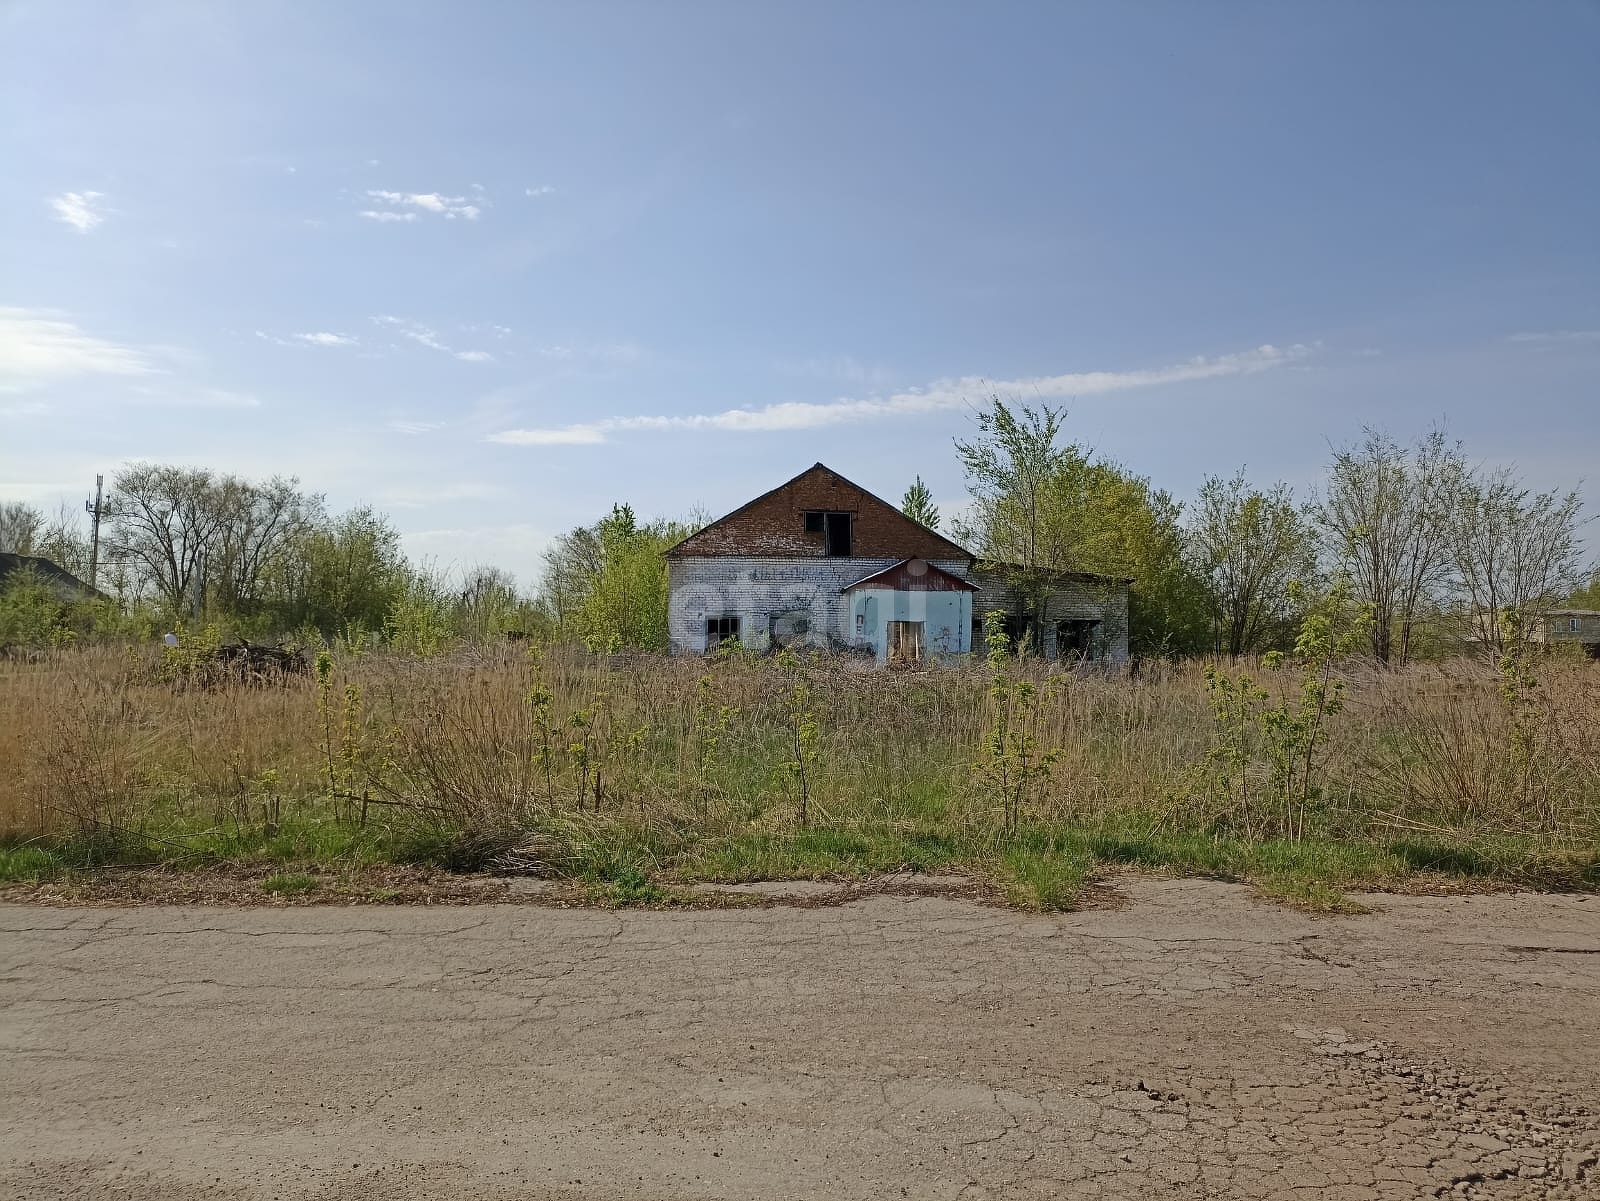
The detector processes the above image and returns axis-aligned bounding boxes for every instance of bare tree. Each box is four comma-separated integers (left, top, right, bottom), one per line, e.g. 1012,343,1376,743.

34,504,92,578
1319,428,1466,665
1189,471,1319,656
0,501,43,555
1451,468,1586,655
210,476,323,614
107,464,238,612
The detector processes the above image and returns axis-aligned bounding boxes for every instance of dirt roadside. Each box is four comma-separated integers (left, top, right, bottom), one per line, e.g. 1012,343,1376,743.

2,878,1598,1200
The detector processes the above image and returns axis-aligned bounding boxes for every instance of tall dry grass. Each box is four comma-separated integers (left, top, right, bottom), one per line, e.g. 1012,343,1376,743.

2,642,1597,862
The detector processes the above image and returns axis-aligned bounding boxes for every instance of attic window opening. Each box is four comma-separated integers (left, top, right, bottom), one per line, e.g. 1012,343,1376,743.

802,510,853,555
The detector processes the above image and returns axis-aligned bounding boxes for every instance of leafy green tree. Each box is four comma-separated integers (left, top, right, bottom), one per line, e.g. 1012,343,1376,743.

1189,471,1319,656
538,504,697,651
1569,570,1600,609
900,476,941,530
954,396,1206,656
262,505,410,637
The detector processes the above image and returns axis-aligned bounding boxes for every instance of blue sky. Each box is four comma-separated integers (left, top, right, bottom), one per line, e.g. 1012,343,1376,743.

3,1,1597,585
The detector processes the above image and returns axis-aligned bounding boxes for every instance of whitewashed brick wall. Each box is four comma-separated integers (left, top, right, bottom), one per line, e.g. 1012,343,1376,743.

668,557,971,654
668,556,1129,662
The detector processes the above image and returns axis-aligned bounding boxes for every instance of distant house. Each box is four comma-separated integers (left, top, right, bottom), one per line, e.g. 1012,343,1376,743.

0,553,107,603
664,463,1130,663
1528,609,1600,659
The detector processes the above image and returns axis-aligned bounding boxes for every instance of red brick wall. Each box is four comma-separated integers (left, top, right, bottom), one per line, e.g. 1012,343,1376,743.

668,464,971,560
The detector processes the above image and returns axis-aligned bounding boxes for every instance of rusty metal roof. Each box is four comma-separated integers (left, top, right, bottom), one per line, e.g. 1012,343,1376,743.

840,558,978,593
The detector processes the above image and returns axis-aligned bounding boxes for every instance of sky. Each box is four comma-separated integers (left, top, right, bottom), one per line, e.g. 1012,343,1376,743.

3,1,1598,587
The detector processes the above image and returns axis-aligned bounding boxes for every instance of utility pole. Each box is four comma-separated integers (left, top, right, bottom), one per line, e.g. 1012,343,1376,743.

84,474,111,590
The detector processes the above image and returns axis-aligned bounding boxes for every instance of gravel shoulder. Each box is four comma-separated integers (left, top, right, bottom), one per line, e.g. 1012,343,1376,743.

3,878,1598,1200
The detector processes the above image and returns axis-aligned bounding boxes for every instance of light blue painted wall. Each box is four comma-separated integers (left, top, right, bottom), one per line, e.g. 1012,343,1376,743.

848,588,972,662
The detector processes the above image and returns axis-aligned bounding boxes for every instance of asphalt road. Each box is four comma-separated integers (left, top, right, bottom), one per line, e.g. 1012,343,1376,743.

3,879,1599,1200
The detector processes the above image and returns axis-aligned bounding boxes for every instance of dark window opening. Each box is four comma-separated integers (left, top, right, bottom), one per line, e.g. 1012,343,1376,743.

974,614,1034,654
823,511,852,556
706,615,741,648
1057,619,1102,658
803,510,853,555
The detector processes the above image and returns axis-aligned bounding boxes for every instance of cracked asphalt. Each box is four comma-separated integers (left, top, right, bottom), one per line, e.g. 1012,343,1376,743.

3,878,1599,1200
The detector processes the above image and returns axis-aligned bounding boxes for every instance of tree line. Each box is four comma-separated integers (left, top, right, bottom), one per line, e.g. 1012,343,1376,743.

945,400,1593,660
0,465,531,647
1,405,1593,658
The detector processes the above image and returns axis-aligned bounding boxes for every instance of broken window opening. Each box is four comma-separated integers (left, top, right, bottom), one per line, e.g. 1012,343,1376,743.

1056,619,1102,659
706,615,741,649
803,510,853,556
823,511,852,556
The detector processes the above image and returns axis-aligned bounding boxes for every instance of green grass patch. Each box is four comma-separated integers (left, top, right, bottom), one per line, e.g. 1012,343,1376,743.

261,871,319,894
996,843,1092,910
0,844,69,883
677,825,963,883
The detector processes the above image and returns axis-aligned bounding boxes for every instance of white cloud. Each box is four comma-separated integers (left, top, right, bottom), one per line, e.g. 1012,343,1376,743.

363,189,482,221
294,331,358,347
525,185,555,197
49,191,106,233
1508,330,1600,345
492,425,609,446
387,419,445,435
0,308,159,390
489,343,1311,446
372,316,491,361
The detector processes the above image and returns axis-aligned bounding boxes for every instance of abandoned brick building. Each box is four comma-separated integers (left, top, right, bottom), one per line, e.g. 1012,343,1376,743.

664,463,1130,663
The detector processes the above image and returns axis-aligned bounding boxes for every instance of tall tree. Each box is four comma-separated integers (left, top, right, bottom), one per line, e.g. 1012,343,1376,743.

955,396,1208,655
1319,428,1465,664
107,464,238,611
1189,471,1319,656
538,504,697,651
900,476,941,530
1450,468,1586,654
34,504,92,580
263,505,410,635
954,398,1074,646
210,476,323,615
0,502,43,555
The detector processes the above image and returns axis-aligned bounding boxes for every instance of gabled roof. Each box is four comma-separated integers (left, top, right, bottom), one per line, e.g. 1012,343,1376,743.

0,553,108,601
666,462,973,561
841,558,978,593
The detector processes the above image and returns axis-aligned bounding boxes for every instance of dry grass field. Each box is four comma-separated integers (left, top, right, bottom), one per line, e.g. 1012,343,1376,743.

2,642,1597,908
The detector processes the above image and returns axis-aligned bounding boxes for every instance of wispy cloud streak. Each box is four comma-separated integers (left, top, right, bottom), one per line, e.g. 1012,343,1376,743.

489,343,1311,446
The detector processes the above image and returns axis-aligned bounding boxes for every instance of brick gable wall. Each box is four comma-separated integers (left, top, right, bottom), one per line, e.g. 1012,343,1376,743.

667,464,970,560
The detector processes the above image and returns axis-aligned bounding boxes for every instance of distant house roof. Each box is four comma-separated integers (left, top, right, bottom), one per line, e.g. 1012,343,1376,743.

666,462,973,561
972,558,1134,588
1540,608,1600,617
840,558,978,593
0,553,108,601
